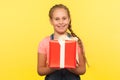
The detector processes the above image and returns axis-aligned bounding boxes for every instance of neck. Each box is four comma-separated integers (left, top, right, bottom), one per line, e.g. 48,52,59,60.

53,32,68,39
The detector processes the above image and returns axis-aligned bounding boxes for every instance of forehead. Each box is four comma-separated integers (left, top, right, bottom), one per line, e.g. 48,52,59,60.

52,8,68,16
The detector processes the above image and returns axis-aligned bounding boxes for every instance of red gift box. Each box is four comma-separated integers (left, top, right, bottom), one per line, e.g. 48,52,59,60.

49,40,76,68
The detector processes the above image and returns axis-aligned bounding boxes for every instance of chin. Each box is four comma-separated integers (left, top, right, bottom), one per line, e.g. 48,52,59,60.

58,30,67,34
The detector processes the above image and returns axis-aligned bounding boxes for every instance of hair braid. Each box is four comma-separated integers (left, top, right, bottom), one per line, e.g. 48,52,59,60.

68,24,88,64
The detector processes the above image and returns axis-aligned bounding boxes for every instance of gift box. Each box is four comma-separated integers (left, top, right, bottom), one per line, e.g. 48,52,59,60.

49,40,76,68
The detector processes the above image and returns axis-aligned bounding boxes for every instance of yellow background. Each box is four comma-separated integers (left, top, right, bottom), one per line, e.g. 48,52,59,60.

0,0,120,80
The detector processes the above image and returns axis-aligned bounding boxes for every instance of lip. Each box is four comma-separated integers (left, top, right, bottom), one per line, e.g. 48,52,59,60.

57,26,65,30
57,25,66,28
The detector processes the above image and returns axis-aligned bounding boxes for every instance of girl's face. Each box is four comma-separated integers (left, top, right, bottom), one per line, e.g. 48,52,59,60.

50,8,70,34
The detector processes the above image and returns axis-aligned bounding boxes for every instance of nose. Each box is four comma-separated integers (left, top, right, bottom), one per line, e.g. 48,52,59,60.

59,19,63,25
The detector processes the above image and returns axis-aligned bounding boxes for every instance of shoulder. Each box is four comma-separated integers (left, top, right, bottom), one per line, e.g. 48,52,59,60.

38,36,50,54
39,36,50,45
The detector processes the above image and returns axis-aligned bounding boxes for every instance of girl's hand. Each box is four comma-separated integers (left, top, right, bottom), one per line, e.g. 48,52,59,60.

66,63,80,74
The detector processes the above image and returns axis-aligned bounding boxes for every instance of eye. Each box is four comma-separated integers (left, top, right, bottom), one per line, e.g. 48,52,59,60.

62,17,67,20
55,18,59,20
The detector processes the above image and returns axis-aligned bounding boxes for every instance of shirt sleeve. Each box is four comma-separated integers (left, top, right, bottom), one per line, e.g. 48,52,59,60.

38,37,49,54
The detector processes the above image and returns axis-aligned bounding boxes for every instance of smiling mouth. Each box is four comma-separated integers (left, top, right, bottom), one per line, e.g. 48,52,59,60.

58,25,66,28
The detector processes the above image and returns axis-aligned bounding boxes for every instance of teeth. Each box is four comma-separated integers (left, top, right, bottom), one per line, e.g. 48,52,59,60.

58,26,64,27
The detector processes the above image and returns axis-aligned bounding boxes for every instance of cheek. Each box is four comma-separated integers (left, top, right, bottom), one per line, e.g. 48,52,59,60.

65,19,70,24
53,22,58,26
65,21,70,25
51,21,57,26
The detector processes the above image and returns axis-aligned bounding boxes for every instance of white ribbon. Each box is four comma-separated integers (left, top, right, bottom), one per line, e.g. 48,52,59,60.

58,39,65,68
58,36,78,68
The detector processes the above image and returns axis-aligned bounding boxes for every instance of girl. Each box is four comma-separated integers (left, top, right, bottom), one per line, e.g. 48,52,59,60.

37,4,86,80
